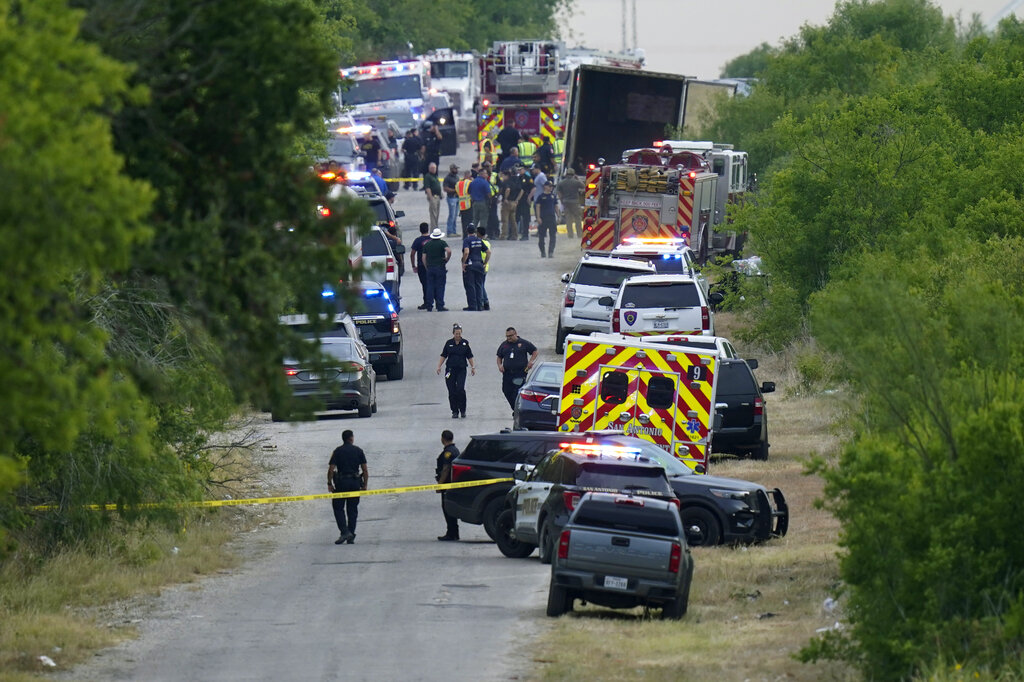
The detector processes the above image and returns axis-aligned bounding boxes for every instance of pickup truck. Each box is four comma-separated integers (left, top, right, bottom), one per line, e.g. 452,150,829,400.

547,492,694,620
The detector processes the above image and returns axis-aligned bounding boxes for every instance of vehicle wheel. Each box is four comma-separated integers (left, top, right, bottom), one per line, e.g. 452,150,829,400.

538,521,554,565
386,358,404,381
494,509,536,558
371,399,378,414
546,581,572,617
682,507,721,547
357,402,372,418
555,322,568,355
661,592,689,620
751,440,769,460
481,497,505,542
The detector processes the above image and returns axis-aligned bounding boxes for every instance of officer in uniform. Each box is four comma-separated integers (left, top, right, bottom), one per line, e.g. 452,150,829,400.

495,327,538,412
437,323,476,418
435,429,461,541
327,429,369,545
461,225,489,311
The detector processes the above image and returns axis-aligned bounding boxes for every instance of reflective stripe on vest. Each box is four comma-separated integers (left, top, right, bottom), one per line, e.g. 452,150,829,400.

456,178,472,211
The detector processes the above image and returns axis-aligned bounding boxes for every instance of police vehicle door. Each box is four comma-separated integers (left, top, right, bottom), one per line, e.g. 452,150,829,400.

425,108,458,156
514,453,560,541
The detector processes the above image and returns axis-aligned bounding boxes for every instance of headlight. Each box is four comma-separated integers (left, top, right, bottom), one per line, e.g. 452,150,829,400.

709,488,753,506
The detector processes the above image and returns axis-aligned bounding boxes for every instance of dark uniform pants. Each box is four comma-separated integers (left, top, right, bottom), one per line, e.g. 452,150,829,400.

538,217,556,256
516,201,531,239
332,477,362,534
502,370,527,410
440,491,459,538
463,266,485,310
417,267,428,307
426,266,446,310
445,365,467,414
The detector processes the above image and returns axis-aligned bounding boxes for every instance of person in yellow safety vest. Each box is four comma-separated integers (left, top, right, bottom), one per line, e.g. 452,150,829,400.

553,137,565,172
455,170,473,235
479,135,495,165
517,137,537,167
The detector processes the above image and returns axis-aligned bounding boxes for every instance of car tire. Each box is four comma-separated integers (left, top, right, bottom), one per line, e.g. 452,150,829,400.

371,399,378,414
751,440,769,461
357,402,372,418
481,497,505,542
682,507,721,547
386,358,404,381
546,581,572,617
538,520,554,565
555,322,568,355
494,508,536,558
661,592,689,620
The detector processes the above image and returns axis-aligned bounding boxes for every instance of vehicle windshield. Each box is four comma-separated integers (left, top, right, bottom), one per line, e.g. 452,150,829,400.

361,230,392,257
342,75,422,106
575,263,647,288
368,202,392,225
577,464,669,493
431,61,470,79
327,134,359,160
573,501,679,537
351,288,394,315
622,281,701,308
650,255,689,275
717,362,756,393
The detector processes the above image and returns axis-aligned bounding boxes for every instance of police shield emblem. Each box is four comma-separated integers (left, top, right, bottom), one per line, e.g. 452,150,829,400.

631,214,649,232
623,311,638,326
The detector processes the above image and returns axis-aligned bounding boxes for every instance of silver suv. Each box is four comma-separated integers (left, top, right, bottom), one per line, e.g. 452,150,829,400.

556,254,656,353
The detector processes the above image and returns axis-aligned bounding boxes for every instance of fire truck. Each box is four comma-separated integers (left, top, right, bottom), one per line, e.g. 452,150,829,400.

580,157,720,263
477,40,565,152
557,333,720,473
654,140,750,256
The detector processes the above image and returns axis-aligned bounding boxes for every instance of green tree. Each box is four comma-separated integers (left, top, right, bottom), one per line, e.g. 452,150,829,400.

721,42,777,78
0,0,156,544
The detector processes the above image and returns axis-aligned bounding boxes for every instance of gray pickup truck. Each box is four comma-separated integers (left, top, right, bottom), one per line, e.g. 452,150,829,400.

547,492,694,619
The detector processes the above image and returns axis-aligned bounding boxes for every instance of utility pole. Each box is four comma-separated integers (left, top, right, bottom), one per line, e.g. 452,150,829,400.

632,0,638,50
621,0,627,52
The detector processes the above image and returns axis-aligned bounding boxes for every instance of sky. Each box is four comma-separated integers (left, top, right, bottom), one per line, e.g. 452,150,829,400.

560,0,1010,80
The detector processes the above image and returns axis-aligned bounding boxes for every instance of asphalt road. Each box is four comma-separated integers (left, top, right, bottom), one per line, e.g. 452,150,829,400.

66,147,586,682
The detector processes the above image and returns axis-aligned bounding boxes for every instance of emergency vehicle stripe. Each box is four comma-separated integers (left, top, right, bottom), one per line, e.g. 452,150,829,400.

619,208,667,242
677,175,694,241
585,219,616,251
539,107,562,142
477,108,501,146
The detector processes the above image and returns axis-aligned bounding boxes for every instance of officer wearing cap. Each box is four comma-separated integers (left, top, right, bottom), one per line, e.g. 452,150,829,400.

437,323,475,418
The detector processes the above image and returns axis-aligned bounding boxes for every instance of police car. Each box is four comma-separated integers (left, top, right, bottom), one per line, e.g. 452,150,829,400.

610,237,709,297
610,273,721,337
495,442,677,563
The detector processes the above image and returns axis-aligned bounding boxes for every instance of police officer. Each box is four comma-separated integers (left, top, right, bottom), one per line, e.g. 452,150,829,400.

496,327,538,412
461,225,489,311
437,323,475,418
435,429,461,541
327,429,369,545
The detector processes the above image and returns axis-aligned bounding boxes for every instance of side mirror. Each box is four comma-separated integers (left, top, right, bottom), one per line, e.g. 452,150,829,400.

513,468,528,481
746,358,759,370
598,296,614,307
761,381,776,394
395,210,405,218
561,273,570,283
709,292,725,305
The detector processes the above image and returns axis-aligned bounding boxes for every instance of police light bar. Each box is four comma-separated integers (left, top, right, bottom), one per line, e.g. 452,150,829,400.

623,237,686,245
652,140,664,147
560,443,642,458
346,171,372,182
364,289,382,296
335,124,373,135
322,289,335,298
319,171,337,181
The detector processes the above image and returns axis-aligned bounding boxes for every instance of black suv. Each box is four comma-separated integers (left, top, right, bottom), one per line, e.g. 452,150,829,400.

336,281,404,380
445,431,788,549
711,358,775,460
497,444,678,563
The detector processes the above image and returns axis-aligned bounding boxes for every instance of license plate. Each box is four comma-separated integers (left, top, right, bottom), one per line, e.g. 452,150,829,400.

653,320,669,329
604,575,628,590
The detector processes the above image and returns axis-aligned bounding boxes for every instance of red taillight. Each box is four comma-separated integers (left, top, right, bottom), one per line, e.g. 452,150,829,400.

451,464,471,482
318,206,331,217
563,286,576,308
668,497,680,509
614,497,644,507
701,306,710,331
388,220,396,228
343,362,364,373
285,367,299,376
669,542,682,573
519,390,546,403
386,256,395,275
611,309,620,333
391,311,400,334
563,492,581,512
558,530,571,559
754,397,764,416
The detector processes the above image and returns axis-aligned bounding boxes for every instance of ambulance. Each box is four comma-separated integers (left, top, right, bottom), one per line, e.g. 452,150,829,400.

556,333,720,473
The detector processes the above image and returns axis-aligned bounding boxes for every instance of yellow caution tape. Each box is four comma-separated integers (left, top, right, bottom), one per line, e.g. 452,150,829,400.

31,478,513,511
